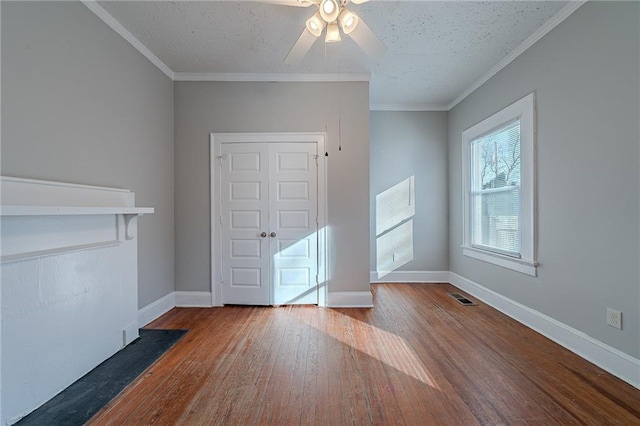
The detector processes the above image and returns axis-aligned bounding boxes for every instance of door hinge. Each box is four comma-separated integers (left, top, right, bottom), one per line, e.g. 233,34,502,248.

316,274,319,284
220,273,224,283
316,215,319,225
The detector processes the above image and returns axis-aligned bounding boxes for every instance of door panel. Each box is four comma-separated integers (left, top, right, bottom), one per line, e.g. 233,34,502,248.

229,210,261,229
276,152,310,171
230,239,261,258
230,181,261,201
277,181,309,200
270,143,318,305
277,210,309,229
221,143,270,305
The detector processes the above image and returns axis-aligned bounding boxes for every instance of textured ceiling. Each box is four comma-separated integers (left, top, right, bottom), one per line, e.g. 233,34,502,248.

98,1,569,108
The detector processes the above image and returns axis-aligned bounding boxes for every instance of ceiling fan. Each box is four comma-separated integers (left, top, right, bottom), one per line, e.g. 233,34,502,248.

273,0,387,64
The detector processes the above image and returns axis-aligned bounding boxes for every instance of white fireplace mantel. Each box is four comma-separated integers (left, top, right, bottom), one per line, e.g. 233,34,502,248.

0,176,153,424
0,205,154,216
0,177,154,263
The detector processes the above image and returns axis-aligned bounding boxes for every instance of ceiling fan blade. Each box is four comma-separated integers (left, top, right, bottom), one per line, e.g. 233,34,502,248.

284,27,318,64
347,17,387,59
349,0,369,4
258,0,316,7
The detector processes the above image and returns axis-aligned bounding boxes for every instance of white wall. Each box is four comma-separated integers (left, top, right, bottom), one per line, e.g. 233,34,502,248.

370,111,448,276
1,218,139,424
174,81,370,296
448,1,640,358
1,1,175,308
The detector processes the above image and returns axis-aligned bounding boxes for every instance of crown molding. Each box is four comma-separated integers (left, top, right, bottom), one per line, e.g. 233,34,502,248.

447,0,587,111
82,1,175,80
83,0,586,109
370,103,448,112
173,72,370,82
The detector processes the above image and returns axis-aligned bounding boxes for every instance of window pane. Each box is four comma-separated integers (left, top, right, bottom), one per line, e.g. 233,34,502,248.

470,119,521,255
471,120,521,191
472,188,520,253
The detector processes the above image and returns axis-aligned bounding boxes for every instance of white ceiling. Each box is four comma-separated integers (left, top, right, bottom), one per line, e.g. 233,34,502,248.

96,1,570,109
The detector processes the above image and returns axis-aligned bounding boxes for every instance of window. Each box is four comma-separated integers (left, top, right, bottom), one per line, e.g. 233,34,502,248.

462,93,536,276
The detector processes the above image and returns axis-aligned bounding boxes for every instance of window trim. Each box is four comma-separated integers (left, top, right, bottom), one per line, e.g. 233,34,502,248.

461,92,537,276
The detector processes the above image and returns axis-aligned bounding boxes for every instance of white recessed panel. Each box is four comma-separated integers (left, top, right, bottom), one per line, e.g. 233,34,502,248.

277,152,308,172
277,239,310,259
277,181,309,201
278,210,309,230
231,268,261,287
230,210,261,229
230,181,261,201
278,268,310,287
1,215,117,258
231,239,261,258
230,152,261,172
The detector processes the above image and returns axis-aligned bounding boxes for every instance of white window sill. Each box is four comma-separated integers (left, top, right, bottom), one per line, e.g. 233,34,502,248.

462,245,537,277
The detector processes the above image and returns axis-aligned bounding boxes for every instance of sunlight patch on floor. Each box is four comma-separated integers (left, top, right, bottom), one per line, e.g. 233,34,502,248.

300,309,439,389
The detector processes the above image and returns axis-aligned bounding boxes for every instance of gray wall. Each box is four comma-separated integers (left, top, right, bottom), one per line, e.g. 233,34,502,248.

448,2,639,357
370,111,448,274
174,81,370,295
1,1,175,308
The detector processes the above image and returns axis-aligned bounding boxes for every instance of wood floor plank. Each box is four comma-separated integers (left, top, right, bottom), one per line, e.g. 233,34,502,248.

414,284,640,423
388,287,565,422
88,284,640,425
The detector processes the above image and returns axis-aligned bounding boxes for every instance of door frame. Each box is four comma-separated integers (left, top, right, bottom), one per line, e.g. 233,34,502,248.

210,132,327,307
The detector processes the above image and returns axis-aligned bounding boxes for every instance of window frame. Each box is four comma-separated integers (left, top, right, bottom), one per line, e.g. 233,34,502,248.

461,92,537,276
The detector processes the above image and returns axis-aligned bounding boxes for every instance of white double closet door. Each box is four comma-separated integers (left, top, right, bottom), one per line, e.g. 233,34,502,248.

221,142,319,305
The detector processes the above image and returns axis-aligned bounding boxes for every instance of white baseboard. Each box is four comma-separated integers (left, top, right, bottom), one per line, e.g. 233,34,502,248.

175,291,213,307
371,270,450,283
327,291,373,308
138,291,213,326
138,292,176,327
122,322,139,346
449,272,640,390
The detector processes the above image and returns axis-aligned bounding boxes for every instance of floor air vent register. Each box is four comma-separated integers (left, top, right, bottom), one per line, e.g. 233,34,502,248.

448,293,477,306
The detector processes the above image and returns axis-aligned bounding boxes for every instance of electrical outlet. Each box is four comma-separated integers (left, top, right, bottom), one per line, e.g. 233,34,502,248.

393,253,399,262
607,308,622,330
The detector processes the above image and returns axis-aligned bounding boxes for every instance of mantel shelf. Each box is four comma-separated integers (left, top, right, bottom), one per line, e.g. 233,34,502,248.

0,206,154,216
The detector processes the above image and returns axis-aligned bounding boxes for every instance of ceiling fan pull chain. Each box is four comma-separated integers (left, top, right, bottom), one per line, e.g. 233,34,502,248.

325,123,330,157
338,83,342,151
338,117,342,151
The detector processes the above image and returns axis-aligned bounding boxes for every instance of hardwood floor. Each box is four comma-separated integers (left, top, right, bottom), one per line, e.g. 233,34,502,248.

88,284,640,425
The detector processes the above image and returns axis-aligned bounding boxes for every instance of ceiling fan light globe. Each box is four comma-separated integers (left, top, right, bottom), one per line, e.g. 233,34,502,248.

319,0,340,23
323,0,334,14
325,22,341,42
338,9,359,34
306,11,325,37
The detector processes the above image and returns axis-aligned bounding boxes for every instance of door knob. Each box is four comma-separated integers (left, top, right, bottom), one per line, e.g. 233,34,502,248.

260,232,267,238
270,232,277,238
